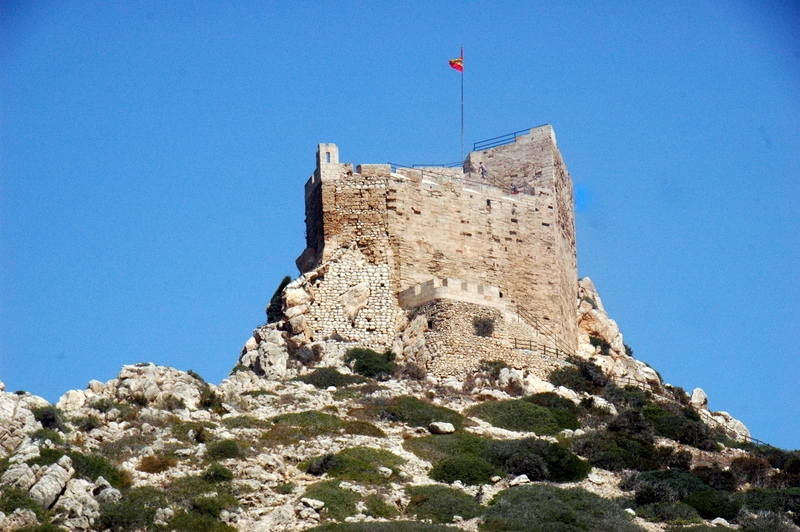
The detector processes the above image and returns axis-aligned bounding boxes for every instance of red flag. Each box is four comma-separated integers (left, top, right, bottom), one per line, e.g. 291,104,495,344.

449,49,463,72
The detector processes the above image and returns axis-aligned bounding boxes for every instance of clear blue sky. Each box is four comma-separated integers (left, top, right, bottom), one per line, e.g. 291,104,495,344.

2,2,798,448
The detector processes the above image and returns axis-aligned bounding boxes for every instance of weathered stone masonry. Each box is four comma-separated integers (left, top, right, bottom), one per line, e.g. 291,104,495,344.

293,125,579,367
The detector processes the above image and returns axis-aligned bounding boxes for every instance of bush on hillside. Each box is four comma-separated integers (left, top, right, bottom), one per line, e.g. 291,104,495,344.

481,485,644,532
298,368,366,389
306,523,457,532
571,431,659,471
30,406,67,432
206,440,242,460
682,489,742,520
635,501,701,525
730,456,772,487
625,469,711,505
405,485,483,523
202,463,234,483
99,486,167,531
465,400,561,434
303,481,359,521
736,488,800,525
493,438,591,482
429,454,499,485
267,275,292,323
302,447,404,484
345,348,396,379
691,465,737,491
603,384,652,410
359,395,465,430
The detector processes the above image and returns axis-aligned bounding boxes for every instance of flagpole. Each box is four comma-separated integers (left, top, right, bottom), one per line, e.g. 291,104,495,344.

460,46,464,162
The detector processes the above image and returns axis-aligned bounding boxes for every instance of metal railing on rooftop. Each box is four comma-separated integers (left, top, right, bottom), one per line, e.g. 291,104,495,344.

473,124,549,151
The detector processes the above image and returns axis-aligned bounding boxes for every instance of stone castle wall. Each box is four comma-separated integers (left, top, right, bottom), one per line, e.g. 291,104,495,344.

294,125,579,365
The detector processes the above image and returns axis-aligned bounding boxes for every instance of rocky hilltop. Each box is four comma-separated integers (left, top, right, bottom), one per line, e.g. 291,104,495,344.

2,132,797,531
1,279,797,532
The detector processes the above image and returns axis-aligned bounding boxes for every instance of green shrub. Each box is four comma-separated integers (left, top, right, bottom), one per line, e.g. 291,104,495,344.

589,335,612,356
15,525,65,532
691,465,737,491
274,482,295,494
0,487,45,520
430,454,499,485
608,410,655,443
298,368,366,389
199,386,226,414
306,522,455,531
187,369,206,383
171,421,216,443
465,400,561,435
362,396,465,430
482,485,645,532
206,439,242,460
403,432,493,465
137,454,176,473
303,447,405,484
266,275,292,323
344,347,396,379
221,415,270,429
262,410,347,444
493,438,591,482
473,317,495,337
737,488,800,525
304,480,359,521
158,394,186,411
26,448,65,467
99,486,166,531
30,428,63,444
72,415,103,432
344,420,386,438
30,406,67,432
731,456,772,486
479,360,509,379
738,511,798,532
167,511,237,532
69,451,132,488
643,404,718,451
682,489,742,520
90,398,115,413
627,469,711,504
549,366,592,393
202,463,234,482
405,484,483,523
191,493,237,518
635,501,701,524
664,526,719,532
364,495,398,518
572,431,659,471
164,475,220,507
603,384,651,410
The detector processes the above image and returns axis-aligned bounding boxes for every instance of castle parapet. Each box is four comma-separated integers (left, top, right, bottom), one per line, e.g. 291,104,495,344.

398,277,504,310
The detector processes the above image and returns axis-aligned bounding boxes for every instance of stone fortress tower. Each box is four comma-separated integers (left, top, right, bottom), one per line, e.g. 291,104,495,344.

277,125,585,377
238,124,747,438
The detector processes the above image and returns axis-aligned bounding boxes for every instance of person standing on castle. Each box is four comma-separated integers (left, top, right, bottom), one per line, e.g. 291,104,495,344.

479,161,488,178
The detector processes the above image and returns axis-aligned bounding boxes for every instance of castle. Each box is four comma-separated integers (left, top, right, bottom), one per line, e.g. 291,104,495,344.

261,125,585,377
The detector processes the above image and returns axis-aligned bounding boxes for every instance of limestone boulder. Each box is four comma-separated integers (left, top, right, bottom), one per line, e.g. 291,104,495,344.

57,389,87,413
0,508,39,530
428,422,456,434
29,455,74,508
339,282,370,323
239,325,291,379
691,388,709,410
107,363,206,410
1,461,37,491
54,478,101,529
0,390,43,458
285,287,312,309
